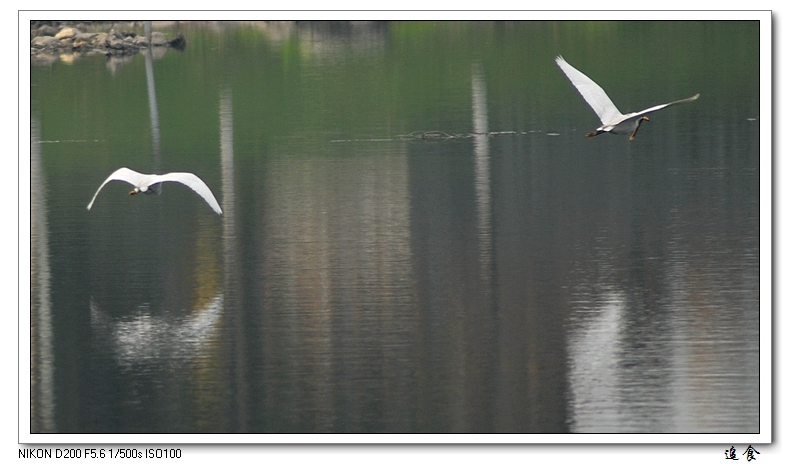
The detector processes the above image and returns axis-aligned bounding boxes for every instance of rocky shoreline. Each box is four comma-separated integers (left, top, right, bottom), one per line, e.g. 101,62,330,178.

31,22,185,61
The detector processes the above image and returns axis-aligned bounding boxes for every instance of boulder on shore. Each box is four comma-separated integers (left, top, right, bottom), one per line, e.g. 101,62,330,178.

30,22,187,61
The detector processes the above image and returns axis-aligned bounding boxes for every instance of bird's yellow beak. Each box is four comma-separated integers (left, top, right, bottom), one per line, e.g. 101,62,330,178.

129,189,138,195
643,116,650,122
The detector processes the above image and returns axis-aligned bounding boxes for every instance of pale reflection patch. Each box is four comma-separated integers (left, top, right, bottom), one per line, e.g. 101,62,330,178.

90,294,224,369
567,291,625,431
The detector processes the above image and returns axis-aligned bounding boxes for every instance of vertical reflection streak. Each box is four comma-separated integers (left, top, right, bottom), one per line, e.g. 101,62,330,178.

472,64,493,290
144,44,161,171
467,64,497,431
220,87,246,431
31,116,55,432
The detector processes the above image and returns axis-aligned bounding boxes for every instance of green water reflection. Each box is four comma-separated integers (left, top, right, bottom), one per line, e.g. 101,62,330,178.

30,20,760,434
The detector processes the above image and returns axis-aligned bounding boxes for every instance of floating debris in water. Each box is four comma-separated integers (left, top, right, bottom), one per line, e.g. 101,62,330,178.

487,131,518,136
329,138,398,143
36,139,101,144
331,130,546,143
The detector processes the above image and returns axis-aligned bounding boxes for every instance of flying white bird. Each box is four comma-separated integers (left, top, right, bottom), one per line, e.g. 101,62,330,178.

555,56,699,140
87,167,223,215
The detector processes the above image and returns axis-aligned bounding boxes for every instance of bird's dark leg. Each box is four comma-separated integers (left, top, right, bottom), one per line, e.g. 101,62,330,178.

629,117,649,140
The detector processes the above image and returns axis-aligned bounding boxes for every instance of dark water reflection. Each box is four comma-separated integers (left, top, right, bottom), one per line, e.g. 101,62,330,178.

29,20,761,435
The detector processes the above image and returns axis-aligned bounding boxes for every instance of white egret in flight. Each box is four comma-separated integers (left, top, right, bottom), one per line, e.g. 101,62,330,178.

87,167,223,215
555,56,699,140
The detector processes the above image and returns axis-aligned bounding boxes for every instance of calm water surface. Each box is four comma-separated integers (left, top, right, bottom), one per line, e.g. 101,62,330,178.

30,21,760,434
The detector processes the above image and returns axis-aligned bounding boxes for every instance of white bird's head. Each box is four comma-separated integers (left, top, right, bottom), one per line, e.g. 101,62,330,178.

129,187,140,195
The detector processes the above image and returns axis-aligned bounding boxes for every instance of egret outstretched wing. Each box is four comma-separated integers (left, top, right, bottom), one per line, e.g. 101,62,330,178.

155,172,223,215
555,55,622,124
630,94,701,119
87,167,150,211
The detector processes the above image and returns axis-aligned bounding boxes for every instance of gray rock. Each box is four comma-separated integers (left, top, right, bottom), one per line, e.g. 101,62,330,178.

31,36,58,47
107,35,124,49
35,25,58,37
74,33,97,48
